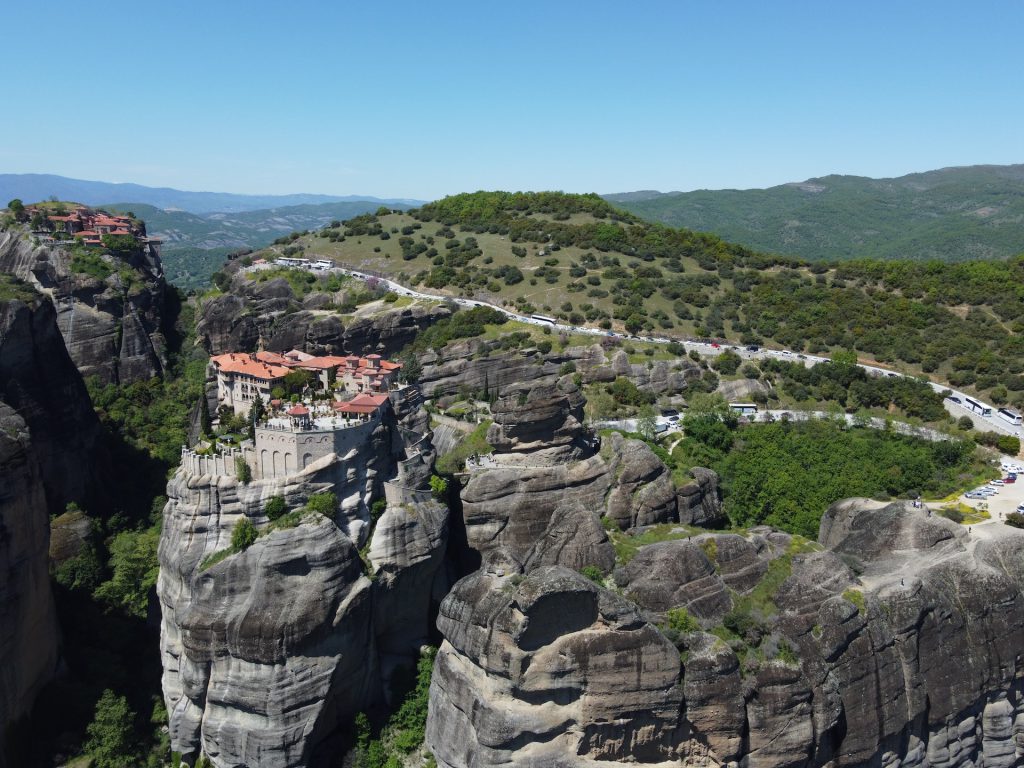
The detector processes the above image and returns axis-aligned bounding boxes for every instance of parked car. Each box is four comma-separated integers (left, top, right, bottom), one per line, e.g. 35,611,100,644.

965,492,985,499
1004,476,1016,483
947,396,962,404
990,479,1005,486
746,345,760,352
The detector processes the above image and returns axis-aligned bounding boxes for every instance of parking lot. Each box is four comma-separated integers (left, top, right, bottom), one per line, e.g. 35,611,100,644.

957,461,1024,521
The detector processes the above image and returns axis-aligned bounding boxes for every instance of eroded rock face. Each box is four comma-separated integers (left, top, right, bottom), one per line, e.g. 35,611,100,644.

417,339,701,400
677,467,725,527
486,376,588,459
0,292,107,753
0,405,58,754
603,432,678,529
195,272,450,357
159,390,448,767
428,500,1024,768
426,567,683,768
460,455,611,571
0,225,168,384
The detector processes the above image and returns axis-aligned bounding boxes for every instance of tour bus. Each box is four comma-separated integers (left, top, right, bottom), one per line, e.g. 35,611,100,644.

531,314,557,325
997,407,1023,426
964,396,993,417
729,403,759,416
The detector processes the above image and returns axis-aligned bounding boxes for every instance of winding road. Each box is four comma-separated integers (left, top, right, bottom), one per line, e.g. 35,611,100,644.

304,261,1021,440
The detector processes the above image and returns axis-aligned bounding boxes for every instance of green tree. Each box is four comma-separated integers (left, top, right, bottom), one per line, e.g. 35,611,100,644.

235,455,252,484
231,517,258,551
7,198,26,220
637,405,657,441
93,528,160,619
429,475,448,500
265,495,288,521
249,396,265,440
83,689,137,768
307,491,338,516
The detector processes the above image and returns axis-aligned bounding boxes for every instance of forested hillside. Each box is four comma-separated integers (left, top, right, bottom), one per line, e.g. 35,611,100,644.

607,164,1024,262
248,190,1024,411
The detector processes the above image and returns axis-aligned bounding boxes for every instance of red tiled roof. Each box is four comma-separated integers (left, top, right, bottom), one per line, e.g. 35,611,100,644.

299,356,346,370
351,392,390,407
286,404,309,416
255,351,289,365
211,352,291,380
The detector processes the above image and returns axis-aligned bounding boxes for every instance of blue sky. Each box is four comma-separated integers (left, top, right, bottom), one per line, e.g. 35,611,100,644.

2,1,1021,199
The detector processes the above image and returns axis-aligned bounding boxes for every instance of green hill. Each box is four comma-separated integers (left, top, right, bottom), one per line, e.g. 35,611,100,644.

605,164,1024,262
102,200,417,289
244,190,1024,411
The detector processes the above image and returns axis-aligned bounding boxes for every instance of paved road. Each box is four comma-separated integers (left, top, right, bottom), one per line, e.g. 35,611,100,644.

299,261,1021,441
596,410,953,443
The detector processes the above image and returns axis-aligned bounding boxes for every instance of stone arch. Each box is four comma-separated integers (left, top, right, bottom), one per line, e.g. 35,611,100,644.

284,452,293,475
260,450,269,478
302,452,314,469
272,451,281,477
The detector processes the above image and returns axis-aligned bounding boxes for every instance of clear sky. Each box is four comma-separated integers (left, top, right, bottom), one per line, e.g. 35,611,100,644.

2,1,1022,200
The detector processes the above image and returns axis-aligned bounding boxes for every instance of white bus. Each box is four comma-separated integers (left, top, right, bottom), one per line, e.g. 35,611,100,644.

729,403,759,416
997,408,1022,426
531,314,556,325
964,397,993,417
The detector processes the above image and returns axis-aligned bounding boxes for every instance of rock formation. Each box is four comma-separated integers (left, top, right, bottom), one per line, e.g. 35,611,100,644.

426,567,683,768
0,403,58,762
158,386,448,767
0,287,107,759
195,272,450,357
417,337,701,400
0,224,168,384
426,499,1024,767
602,431,678,529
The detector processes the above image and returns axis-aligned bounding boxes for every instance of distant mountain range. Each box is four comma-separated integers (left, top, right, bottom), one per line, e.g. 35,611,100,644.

606,164,1024,262
0,173,423,214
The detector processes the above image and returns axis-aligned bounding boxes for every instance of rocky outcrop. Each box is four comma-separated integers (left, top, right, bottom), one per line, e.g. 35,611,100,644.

0,404,58,759
159,387,447,767
426,567,684,768
0,225,168,384
603,432,678,529
486,376,588,460
460,455,611,571
195,274,449,357
0,290,108,757
676,467,725,527
0,294,108,514
427,500,1024,768
417,339,701,400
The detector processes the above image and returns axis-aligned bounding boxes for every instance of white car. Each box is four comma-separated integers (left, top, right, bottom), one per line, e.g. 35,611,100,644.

990,479,1005,486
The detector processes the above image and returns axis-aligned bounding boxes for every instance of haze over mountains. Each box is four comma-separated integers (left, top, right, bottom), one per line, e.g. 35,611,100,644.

607,164,1024,262
0,174,423,214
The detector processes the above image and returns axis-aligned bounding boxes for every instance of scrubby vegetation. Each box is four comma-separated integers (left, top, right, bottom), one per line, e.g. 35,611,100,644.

353,647,437,768
435,419,493,473
264,191,1024,409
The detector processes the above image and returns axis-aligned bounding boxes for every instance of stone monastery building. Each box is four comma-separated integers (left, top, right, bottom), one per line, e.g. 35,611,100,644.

211,349,402,416
188,350,407,480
